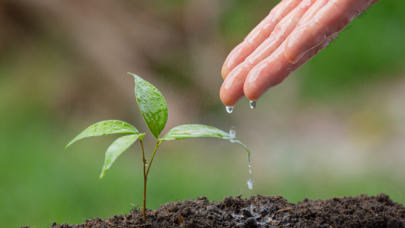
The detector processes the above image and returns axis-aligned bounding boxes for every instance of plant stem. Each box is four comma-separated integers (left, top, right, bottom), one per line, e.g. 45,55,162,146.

141,139,161,221
146,139,161,176
140,139,147,220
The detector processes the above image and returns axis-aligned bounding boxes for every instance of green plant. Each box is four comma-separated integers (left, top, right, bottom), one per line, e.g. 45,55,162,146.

65,73,250,220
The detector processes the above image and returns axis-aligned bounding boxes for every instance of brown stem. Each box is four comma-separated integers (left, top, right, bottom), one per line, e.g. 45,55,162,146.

140,139,147,220
140,139,161,220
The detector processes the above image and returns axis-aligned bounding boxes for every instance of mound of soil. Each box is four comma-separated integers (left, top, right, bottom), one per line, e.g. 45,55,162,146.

43,194,404,228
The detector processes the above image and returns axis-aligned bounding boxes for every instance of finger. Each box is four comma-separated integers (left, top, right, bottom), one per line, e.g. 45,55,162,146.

246,0,315,67
244,34,338,101
221,0,302,80
284,0,376,64
297,0,329,27
220,64,250,106
220,0,315,106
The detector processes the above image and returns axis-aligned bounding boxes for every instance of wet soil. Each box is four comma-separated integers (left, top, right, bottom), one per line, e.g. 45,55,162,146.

41,194,404,227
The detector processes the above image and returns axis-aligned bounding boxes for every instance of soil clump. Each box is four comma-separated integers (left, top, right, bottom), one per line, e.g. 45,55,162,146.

39,194,405,227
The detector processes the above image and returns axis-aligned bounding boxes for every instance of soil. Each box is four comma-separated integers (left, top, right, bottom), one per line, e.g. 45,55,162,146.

32,194,405,228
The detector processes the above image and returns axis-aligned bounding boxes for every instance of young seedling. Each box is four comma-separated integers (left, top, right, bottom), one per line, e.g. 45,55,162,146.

65,73,251,220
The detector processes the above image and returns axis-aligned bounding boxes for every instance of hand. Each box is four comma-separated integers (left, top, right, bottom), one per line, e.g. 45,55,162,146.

220,0,379,107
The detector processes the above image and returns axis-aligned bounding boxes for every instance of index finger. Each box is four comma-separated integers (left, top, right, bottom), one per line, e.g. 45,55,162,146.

221,0,302,79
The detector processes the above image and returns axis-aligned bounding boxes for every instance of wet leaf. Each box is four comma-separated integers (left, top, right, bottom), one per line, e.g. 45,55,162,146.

129,73,168,139
65,120,139,149
161,124,250,164
161,124,232,141
100,133,145,178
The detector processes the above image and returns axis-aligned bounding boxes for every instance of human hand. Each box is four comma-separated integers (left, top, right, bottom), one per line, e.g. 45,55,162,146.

220,0,379,108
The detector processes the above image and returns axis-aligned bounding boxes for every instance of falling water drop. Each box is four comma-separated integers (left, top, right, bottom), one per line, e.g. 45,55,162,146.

226,106,234,113
247,177,254,190
249,100,256,109
229,126,236,143
247,161,253,189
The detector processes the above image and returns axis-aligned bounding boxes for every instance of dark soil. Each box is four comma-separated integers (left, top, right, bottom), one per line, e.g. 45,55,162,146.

37,194,405,228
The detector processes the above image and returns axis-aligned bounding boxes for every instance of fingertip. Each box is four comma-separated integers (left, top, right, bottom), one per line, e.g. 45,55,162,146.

220,63,252,106
243,70,265,102
220,86,244,107
243,80,263,102
243,53,290,101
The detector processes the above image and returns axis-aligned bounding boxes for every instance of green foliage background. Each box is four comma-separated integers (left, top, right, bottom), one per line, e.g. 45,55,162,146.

1,0,405,227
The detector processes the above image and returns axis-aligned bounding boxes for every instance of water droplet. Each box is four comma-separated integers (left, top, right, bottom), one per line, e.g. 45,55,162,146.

229,126,236,143
247,177,254,190
249,100,256,109
225,106,234,113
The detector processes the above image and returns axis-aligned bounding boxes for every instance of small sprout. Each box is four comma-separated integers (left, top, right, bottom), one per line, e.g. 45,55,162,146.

65,73,251,220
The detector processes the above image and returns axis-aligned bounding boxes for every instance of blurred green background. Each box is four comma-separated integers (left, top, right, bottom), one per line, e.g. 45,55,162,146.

1,0,405,227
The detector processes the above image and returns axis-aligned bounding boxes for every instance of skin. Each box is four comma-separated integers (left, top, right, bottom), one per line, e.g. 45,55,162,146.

220,0,380,107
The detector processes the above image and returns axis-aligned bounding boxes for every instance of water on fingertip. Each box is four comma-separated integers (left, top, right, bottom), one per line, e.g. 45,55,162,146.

226,106,234,113
250,100,256,109
229,126,236,143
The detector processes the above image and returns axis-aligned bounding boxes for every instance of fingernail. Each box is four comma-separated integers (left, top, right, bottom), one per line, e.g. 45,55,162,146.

226,45,243,68
247,30,261,44
290,50,308,64
284,31,308,64
224,67,243,89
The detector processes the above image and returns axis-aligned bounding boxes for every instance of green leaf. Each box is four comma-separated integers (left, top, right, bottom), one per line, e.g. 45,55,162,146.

161,124,251,166
65,120,139,149
100,133,145,179
161,124,232,141
129,73,168,139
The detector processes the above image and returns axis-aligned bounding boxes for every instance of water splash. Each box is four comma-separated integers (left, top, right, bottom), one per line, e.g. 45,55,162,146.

247,177,254,190
229,126,236,143
250,100,257,109
247,162,253,189
226,106,234,113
